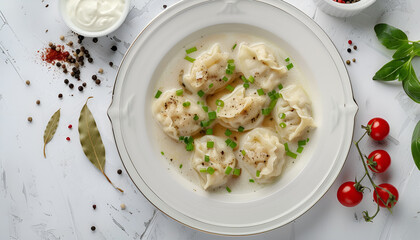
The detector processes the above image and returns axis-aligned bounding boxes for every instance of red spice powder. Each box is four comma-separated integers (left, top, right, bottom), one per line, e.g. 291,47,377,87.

41,45,69,64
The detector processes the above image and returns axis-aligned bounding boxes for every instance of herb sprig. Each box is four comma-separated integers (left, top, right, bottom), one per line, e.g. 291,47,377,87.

373,23,420,103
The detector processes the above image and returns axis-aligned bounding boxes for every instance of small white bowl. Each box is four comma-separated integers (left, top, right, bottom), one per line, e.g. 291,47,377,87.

58,0,130,37
313,0,376,18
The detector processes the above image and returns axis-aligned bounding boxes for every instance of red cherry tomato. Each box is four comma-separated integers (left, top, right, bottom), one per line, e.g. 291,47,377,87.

367,150,391,173
337,181,363,207
367,118,390,141
373,183,399,208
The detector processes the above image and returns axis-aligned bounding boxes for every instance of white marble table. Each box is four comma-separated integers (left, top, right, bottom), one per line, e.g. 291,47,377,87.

1,0,420,239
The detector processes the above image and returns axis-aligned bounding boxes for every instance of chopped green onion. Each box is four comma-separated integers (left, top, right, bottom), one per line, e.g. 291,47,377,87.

225,129,232,136
298,140,307,146
226,69,233,74
248,75,255,83
226,186,231,193
286,151,298,159
241,150,246,156
208,111,217,120
186,143,194,151
207,166,215,175
193,114,199,121
197,90,205,98
204,155,210,162
200,168,207,173
287,63,294,70
243,83,250,89
226,85,234,92
284,142,290,152
207,141,214,148
261,108,270,116
202,106,208,112
232,43,237,50
225,139,237,149
209,83,214,89
279,122,286,128
278,84,283,90
256,170,261,177
238,126,244,132
249,179,255,183
216,99,224,107
280,113,286,119
222,76,228,82
225,166,233,175
179,164,183,169
176,89,183,96
154,90,162,98
257,88,265,96
161,151,164,155
285,57,290,62
297,146,304,153
200,120,211,127
227,59,234,64
184,56,195,63
206,128,213,135
183,101,191,107
185,46,197,54
233,168,241,176
241,75,247,82
307,138,310,142
179,136,185,141
225,138,232,146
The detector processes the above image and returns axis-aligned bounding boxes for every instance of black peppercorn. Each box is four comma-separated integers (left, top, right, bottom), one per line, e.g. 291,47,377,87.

92,204,97,210
92,75,97,80
353,45,357,50
76,49,81,54
347,48,351,53
78,86,83,91
109,62,113,67
88,58,93,63
71,72,75,77
111,45,117,51
91,226,96,231
56,62,61,67
58,93,63,98
117,169,122,174
84,50,89,54
82,82,87,87
95,79,101,85
92,37,98,43
163,4,167,9
64,79,69,84
69,83,74,89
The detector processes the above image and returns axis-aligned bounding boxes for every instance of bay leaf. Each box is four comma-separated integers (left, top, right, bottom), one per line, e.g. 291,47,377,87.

43,109,60,158
78,97,123,192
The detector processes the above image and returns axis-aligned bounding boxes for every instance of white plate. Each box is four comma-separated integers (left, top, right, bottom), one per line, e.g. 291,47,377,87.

108,0,358,235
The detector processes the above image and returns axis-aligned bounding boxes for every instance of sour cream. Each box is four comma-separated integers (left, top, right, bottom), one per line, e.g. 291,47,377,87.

66,0,126,32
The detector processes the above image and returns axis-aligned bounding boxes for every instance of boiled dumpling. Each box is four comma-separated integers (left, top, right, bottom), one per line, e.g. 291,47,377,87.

237,43,287,91
238,128,286,183
191,136,236,190
152,89,207,140
217,85,267,131
273,85,315,141
183,44,232,95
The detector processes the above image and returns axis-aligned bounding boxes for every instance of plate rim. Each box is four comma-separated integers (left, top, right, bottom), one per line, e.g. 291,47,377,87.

108,0,358,236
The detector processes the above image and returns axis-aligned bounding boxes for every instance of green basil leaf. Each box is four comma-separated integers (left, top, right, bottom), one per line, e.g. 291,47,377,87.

392,43,413,59
402,66,420,103
399,60,413,81
372,58,409,81
411,120,420,170
413,42,420,56
374,23,408,49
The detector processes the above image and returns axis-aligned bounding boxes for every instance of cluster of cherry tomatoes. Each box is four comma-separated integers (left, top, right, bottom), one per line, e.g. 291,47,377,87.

337,118,399,215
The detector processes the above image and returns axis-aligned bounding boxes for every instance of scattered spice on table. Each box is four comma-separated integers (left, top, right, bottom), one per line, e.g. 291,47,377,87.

90,226,96,231
66,137,70,141
92,37,98,43
352,58,356,63
111,45,117,51
82,82,87,87
27,117,33,122
347,48,351,53
78,86,83,91
120,203,126,210
25,80,30,85
109,61,113,67
353,45,358,50
64,79,69,84
60,35,64,41
95,79,101,85
36,100,40,105
117,169,122,175
346,60,351,65
68,124,72,129
92,75,97,80
58,93,63,98
163,4,167,9
348,40,352,45
98,68,103,74
92,204,96,210
69,83,74,89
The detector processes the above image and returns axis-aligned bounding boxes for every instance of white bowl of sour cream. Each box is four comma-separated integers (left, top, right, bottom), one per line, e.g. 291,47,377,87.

59,0,130,37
